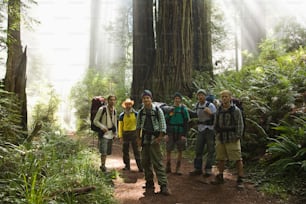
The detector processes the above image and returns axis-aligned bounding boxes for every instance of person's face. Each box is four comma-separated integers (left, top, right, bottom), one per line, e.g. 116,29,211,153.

108,96,116,107
174,96,181,106
197,93,206,103
142,95,152,108
221,93,231,105
125,102,132,110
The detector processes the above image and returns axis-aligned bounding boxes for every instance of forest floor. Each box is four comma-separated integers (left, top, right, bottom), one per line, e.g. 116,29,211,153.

78,134,286,204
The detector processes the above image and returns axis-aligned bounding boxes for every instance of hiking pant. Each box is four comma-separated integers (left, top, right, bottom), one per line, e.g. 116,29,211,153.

193,129,215,171
141,143,168,187
122,131,141,169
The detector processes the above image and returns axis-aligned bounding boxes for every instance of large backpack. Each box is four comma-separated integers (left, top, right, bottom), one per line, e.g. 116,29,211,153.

90,96,106,132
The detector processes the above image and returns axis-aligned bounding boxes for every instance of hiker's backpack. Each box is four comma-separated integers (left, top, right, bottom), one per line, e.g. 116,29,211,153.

90,96,106,132
215,98,245,138
194,101,215,125
206,94,215,103
152,102,172,115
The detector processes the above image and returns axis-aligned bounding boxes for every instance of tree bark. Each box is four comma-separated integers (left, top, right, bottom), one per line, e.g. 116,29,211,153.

4,0,28,133
193,0,213,79
131,0,155,106
153,0,193,100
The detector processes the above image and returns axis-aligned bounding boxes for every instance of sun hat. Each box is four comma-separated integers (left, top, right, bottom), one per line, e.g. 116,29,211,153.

121,98,134,108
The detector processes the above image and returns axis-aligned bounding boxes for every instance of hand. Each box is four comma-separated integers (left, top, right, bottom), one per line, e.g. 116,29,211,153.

154,136,163,144
101,127,108,133
204,107,212,114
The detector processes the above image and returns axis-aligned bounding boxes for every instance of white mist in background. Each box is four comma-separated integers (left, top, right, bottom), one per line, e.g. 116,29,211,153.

22,0,126,132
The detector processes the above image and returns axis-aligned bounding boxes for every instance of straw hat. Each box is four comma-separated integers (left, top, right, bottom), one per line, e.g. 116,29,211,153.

121,98,134,108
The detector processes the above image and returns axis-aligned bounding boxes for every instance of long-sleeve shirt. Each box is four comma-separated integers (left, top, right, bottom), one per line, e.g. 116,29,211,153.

214,105,244,143
136,104,166,144
93,105,117,139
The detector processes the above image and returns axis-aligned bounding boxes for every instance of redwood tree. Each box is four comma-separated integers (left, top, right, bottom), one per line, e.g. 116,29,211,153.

131,0,155,106
4,0,27,133
153,0,193,100
193,0,213,79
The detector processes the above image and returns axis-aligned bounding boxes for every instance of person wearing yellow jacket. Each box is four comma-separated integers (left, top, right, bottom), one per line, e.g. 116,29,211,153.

118,98,143,172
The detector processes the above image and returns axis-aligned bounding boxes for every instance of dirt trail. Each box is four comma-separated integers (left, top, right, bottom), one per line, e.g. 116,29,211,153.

108,140,282,204
78,135,282,204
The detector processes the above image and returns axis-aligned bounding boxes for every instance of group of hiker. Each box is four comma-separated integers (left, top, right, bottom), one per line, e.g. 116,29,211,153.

92,88,245,196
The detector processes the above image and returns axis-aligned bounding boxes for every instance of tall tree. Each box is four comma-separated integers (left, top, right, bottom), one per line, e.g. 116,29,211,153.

4,0,27,133
131,0,155,105
153,0,193,100
192,0,213,79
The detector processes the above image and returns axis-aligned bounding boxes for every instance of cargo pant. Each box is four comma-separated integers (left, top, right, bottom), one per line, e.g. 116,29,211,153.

141,142,168,187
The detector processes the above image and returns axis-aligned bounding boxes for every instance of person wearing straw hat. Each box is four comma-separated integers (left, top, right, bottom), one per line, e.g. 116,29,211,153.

118,98,143,172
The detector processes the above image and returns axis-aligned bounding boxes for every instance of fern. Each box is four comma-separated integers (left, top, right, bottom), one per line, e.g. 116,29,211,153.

266,116,306,175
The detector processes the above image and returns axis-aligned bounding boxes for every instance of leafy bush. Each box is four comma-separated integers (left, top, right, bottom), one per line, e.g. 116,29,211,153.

0,87,24,144
1,132,117,204
267,115,306,175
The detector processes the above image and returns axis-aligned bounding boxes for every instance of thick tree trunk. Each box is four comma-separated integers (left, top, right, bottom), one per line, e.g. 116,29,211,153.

131,0,155,106
154,0,193,100
4,0,28,133
5,0,23,92
193,0,213,79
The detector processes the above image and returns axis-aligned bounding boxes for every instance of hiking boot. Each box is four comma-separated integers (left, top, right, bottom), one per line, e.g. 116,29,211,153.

100,165,107,172
211,174,224,185
166,161,171,173
158,185,171,196
236,176,244,190
142,181,154,190
189,169,202,176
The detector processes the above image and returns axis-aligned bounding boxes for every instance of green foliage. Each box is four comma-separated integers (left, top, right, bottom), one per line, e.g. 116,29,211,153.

274,17,306,52
1,132,117,204
266,116,306,175
0,86,24,143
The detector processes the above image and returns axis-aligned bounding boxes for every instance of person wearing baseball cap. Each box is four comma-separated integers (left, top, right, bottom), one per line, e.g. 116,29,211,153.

136,89,171,195
164,92,190,175
189,89,217,177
